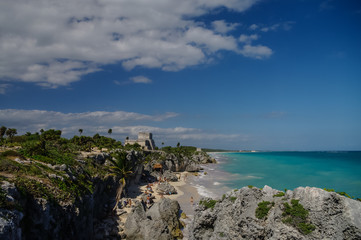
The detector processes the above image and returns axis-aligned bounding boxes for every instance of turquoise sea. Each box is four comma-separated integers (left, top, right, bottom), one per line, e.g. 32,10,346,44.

189,151,361,199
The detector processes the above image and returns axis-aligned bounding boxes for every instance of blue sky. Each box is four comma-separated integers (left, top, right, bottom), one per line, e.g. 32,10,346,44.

1,0,360,150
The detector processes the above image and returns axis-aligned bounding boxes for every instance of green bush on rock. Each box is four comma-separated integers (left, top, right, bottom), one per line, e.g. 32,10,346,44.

282,199,315,235
200,199,218,210
255,201,274,219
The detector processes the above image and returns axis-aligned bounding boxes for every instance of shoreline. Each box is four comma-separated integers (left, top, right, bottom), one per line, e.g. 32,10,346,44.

123,172,201,221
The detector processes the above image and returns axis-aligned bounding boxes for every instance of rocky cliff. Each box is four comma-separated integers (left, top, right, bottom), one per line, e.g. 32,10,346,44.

189,185,361,240
125,198,182,240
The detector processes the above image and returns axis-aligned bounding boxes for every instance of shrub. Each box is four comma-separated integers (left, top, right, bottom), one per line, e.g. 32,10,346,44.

274,192,285,197
248,185,254,189
230,196,237,202
282,199,315,235
336,191,352,199
255,201,274,219
200,199,218,210
222,194,226,201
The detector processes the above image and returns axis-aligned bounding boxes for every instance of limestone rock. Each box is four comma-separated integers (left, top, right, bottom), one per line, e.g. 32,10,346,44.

163,170,179,182
157,182,177,195
0,209,23,240
125,198,181,240
188,186,361,240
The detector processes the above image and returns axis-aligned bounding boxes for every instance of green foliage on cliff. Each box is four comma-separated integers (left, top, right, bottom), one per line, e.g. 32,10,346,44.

273,192,285,197
200,199,218,210
282,199,315,235
255,201,274,219
161,145,197,158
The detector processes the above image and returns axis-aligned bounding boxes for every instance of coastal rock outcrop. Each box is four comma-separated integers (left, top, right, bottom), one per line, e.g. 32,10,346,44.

125,198,182,239
157,182,177,195
189,186,361,240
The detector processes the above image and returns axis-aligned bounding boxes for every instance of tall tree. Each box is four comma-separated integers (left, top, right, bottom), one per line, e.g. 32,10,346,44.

78,129,83,135
109,152,133,211
5,128,17,140
108,128,112,136
0,126,6,139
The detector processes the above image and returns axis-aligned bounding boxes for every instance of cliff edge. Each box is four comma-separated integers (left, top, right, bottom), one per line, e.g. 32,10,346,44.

189,185,361,240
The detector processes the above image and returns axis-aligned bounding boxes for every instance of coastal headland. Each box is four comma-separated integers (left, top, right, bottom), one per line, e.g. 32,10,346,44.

1,129,361,239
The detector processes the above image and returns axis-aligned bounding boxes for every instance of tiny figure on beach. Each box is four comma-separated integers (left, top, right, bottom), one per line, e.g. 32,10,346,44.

128,198,132,207
190,196,194,205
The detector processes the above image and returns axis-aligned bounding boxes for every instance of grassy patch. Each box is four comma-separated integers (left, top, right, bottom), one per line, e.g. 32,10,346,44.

230,196,237,202
273,192,285,197
282,199,315,235
248,185,254,189
255,201,274,219
199,199,218,210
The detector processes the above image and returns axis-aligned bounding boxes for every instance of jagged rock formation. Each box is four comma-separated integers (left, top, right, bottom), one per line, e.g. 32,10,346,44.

157,182,177,195
125,198,182,239
189,185,361,239
144,151,215,174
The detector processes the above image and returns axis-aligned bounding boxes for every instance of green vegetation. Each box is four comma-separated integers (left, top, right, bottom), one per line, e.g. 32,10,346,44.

0,126,147,206
199,199,218,210
222,194,226,201
230,196,237,202
282,199,315,235
108,151,133,210
274,192,285,197
255,201,274,219
248,185,254,189
324,188,355,199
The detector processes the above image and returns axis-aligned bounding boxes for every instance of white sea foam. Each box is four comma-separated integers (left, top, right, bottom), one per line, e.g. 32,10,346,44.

193,184,217,198
213,182,221,186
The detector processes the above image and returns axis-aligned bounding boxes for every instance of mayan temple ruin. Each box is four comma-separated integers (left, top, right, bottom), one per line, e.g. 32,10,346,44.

124,132,156,150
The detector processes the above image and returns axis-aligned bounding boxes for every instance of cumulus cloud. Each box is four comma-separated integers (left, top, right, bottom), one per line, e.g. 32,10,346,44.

239,44,273,59
0,0,262,87
239,34,259,44
212,20,240,34
0,109,242,146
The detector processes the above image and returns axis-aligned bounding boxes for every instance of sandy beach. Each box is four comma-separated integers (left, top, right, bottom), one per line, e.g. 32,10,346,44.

120,172,201,225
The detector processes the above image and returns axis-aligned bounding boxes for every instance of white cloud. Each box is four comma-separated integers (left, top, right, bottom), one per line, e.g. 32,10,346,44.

0,0,261,87
239,44,273,59
130,76,152,84
0,84,11,94
239,34,259,44
260,22,295,32
0,109,178,134
249,24,259,30
0,109,243,146
212,20,239,34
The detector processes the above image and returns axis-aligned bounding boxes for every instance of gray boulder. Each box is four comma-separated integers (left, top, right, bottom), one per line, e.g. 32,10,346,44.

189,186,361,240
157,182,177,195
0,209,23,240
125,198,182,239
163,170,179,182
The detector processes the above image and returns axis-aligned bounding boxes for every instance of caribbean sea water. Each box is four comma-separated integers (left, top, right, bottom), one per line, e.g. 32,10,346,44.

190,151,361,199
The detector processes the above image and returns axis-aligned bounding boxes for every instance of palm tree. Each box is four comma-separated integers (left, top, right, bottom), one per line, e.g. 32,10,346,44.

108,128,112,136
78,129,83,135
108,152,133,211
